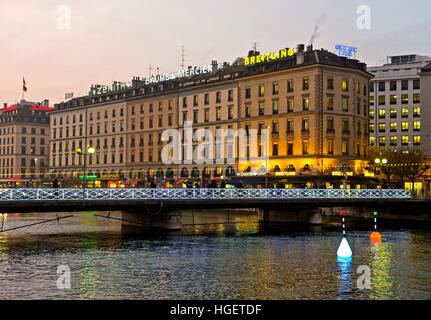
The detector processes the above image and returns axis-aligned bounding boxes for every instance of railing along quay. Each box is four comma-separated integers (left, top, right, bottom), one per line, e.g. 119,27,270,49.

0,188,411,201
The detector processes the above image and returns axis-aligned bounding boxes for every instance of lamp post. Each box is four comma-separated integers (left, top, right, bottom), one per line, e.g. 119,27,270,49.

265,125,270,189
77,146,95,200
374,157,387,189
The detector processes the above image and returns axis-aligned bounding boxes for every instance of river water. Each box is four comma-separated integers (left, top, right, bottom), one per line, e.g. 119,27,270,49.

0,211,430,300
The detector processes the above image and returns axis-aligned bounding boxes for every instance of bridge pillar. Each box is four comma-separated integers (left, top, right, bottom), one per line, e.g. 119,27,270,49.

121,209,182,231
258,208,322,225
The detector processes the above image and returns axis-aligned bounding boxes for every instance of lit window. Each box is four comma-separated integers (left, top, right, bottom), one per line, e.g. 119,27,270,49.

414,136,421,145
414,121,420,131
390,136,397,146
378,109,386,118
342,79,348,91
390,122,397,131
402,122,408,131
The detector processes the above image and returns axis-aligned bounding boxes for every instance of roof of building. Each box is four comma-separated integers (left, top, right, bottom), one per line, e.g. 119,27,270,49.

0,99,51,125
54,45,372,112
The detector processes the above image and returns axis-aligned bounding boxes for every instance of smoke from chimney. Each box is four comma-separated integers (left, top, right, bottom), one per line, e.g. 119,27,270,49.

310,14,327,45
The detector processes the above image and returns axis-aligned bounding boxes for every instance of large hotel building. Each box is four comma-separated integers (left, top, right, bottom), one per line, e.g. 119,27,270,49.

50,44,373,188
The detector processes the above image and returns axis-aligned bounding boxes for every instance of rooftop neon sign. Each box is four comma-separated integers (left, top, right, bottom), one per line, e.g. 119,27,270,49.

244,48,295,66
335,44,357,58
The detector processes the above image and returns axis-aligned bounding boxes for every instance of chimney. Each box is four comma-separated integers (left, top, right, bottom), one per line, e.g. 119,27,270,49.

307,44,313,52
296,44,305,65
211,60,218,72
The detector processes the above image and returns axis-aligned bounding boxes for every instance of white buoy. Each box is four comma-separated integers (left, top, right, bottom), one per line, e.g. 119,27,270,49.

337,237,352,258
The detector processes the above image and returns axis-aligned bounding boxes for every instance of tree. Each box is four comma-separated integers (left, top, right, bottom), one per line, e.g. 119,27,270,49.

393,149,429,194
368,146,399,187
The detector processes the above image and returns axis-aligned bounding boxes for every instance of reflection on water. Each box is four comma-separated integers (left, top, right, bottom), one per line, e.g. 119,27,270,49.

0,211,431,299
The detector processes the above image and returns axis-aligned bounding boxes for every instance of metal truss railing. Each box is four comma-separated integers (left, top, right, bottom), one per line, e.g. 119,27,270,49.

0,188,411,201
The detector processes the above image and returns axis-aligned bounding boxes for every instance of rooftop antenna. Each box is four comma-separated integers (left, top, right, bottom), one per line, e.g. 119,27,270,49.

156,67,159,76
149,64,153,77
180,44,186,69
251,42,260,53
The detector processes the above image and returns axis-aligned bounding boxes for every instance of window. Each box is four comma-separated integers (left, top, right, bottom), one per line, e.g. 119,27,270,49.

413,79,420,90
327,95,334,110
302,118,309,132
378,123,386,132
342,118,349,133
302,97,309,111
258,85,264,97
401,94,408,104
342,142,348,155
390,81,397,91
193,110,198,123
390,122,397,132
378,82,385,92
414,121,420,131
402,108,408,117
378,109,386,119
182,97,187,108
228,106,233,119
342,97,349,112
216,92,221,103
245,88,251,99
413,94,420,104
259,103,265,116
390,108,397,118
402,136,409,146
413,107,420,117
414,135,421,145
272,121,279,134
401,80,409,90
287,99,294,112
369,123,374,133
327,117,334,131
287,120,294,133
390,95,397,105
228,89,233,101
342,79,348,91
272,82,279,95
193,95,198,106
390,136,397,146
369,96,374,106
327,141,334,154
287,80,294,92
370,83,374,93
204,109,209,122
379,137,386,146
327,78,334,90
216,107,221,121
272,101,279,114
302,140,309,154
245,104,251,117
378,96,385,105
402,121,409,131
287,142,293,155
303,78,309,90
272,142,278,156
369,137,375,146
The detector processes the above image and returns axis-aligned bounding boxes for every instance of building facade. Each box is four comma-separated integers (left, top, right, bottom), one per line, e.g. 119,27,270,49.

0,99,51,187
50,44,373,188
368,54,431,153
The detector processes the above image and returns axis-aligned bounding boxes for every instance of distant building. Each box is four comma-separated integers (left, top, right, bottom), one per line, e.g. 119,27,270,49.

0,99,52,187
368,54,431,153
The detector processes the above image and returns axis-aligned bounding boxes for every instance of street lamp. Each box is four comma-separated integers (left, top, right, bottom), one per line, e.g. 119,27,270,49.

77,146,95,199
374,157,388,189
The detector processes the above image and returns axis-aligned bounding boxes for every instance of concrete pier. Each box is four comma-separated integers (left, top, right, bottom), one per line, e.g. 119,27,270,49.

121,209,182,230
258,208,323,225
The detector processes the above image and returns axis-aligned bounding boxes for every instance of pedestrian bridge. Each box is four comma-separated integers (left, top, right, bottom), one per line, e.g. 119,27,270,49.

0,188,411,202
0,188,420,230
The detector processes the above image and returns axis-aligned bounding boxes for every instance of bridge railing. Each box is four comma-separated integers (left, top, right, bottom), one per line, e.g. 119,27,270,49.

0,188,411,201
